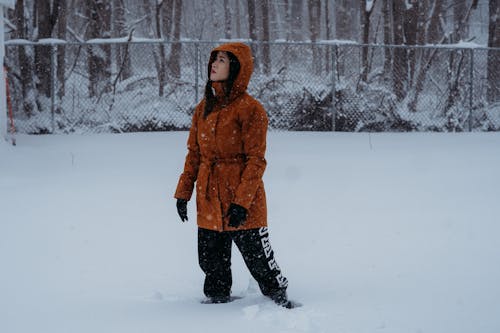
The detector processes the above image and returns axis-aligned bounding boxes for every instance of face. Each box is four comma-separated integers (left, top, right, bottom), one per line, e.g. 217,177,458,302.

210,51,230,82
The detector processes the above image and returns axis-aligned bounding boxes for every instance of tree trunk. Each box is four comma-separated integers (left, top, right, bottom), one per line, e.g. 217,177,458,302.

360,0,374,82
224,0,232,39
382,0,392,76
14,0,35,116
487,0,500,103
57,0,66,99
101,0,112,92
325,0,331,72
283,0,291,41
408,47,440,113
168,0,183,79
235,0,241,38
308,0,321,74
291,0,304,41
155,0,168,96
142,0,155,38
416,0,427,45
162,0,174,38
86,0,112,98
34,0,54,99
427,0,444,44
280,0,291,72
141,0,162,96
247,0,258,41
247,0,259,71
261,0,271,75
444,1,479,119
114,0,132,81
335,0,351,40
404,0,418,86
392,0,407,101
452,0,468,43
408,0,446,113
335,0,355,76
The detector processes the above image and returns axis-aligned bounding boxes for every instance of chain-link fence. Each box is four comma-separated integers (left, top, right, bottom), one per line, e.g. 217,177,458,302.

4,40,500,134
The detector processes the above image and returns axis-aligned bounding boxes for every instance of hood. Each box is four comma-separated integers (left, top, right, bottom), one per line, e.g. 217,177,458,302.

208,42,254,98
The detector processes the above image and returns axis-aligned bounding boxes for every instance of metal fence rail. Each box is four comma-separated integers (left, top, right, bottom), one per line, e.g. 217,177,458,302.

4,40,500,133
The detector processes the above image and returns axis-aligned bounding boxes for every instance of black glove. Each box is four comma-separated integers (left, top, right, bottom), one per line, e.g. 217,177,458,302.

176,199,188,222
227,203,247,228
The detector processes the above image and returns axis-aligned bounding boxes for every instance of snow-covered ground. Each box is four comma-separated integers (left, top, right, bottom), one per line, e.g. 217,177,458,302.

1,132,500,333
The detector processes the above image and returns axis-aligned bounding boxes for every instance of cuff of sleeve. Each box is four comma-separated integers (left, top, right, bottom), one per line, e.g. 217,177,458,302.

174,190,192,201
232,197,252,210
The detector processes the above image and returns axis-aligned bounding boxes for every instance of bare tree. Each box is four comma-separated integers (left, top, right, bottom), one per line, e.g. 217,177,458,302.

283,0,291,41
335,0,351,40
13,0,35,116
382,0,392,75
335,0,357,76
34,0,61,100
487,0,500,102
113,0,132,82
325,0,332,72
141,0,164,96
168,0,183,79
443,0,480,118
247,0,258,41
416,0,428,45
392,0,407,101
360,0,376,82
308,0,321,74
235,0,242,38
86,0,112,98
404,0,418,86
427,0,445,44
138,0,157,38
453,0,468,42
56,0,66,99
291,0,304,41
161,0,173,39
261,0,271,75
224,0,232,39
409,0,446,113
155,0,170,96
247,0,259,71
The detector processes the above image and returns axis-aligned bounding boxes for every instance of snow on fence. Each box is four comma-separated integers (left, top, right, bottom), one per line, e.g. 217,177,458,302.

4,39,500,134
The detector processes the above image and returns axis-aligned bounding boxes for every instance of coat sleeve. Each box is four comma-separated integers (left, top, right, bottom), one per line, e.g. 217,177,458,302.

174,105,202,201
233,101,268,209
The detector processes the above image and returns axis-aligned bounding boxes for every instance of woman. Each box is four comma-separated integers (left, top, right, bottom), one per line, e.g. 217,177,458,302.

174,42,292,308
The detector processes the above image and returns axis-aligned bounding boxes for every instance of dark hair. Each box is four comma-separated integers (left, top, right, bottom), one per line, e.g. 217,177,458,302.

203,51,241,118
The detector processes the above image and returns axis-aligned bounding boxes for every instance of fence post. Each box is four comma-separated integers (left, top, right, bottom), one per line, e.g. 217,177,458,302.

51,44,56,133
468,48,474,132
331,44,337,131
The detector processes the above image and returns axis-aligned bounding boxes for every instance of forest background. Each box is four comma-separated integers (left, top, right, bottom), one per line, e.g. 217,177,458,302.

4,0,500,133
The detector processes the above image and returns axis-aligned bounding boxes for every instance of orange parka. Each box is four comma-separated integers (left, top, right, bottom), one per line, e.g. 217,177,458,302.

174,42,268,231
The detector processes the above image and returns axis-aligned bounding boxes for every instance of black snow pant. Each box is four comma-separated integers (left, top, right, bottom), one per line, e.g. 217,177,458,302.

198,227,288,298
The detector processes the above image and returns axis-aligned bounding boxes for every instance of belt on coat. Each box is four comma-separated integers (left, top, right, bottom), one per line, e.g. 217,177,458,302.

200,155,246,200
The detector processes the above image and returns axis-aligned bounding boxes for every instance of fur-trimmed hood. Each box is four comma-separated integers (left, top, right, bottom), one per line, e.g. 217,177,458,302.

208,42,254,98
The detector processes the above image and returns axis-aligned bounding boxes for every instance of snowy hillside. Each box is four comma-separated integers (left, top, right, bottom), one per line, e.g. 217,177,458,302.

1,132,500,333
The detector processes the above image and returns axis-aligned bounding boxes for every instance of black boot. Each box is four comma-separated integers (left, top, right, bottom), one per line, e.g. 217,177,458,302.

269,289,293,309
